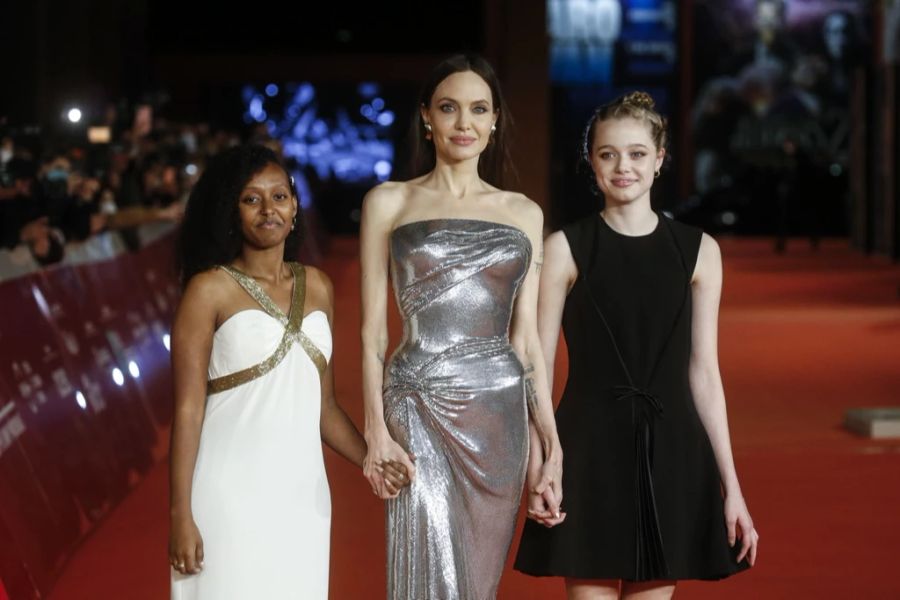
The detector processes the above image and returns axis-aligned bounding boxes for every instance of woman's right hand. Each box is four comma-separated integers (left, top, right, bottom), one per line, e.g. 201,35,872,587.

169,516,204,575
363,428,416,499
525,460,566,528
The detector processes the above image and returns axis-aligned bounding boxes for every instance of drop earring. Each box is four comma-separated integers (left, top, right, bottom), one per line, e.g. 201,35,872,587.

424,122,432,140
291,215,297,230
654,170,661,178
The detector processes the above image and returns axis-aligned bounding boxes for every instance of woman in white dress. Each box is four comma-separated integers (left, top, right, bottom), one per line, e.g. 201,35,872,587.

168,145,407,599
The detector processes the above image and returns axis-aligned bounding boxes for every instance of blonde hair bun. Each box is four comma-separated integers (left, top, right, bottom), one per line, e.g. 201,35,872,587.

623,91,656,111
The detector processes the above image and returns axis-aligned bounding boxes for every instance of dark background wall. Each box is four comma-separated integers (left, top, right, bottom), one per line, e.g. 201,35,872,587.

1,0,896,257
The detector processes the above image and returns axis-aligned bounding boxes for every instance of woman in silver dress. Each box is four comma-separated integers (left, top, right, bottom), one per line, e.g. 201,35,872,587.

359,54,566,599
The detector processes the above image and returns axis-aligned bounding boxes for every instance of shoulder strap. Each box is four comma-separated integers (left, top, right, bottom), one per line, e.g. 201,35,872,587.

208,263,326,395
291,264,328,376
218,264,290,325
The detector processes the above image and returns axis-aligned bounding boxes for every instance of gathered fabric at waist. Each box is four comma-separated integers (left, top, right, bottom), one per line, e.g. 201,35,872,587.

388,334,515,366
384,334,524,400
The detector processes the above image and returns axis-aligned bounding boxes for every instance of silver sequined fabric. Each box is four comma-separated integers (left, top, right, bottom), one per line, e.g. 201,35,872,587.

383,219,532,600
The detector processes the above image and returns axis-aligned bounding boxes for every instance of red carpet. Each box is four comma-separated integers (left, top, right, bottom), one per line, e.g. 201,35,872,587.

47,237,900,599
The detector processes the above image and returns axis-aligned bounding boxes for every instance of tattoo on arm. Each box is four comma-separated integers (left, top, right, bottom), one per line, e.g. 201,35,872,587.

523,365,537,408
523,364,547,445
534,244,544,274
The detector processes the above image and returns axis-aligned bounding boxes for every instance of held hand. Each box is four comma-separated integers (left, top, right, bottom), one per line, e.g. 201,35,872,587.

169,517,204,575
725,493,759,566
378,459,413,495
525,460,566,527
363,429,416,499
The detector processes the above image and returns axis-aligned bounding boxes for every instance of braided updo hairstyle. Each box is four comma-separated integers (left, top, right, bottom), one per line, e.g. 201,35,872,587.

579,91,668,196
581,91,668,162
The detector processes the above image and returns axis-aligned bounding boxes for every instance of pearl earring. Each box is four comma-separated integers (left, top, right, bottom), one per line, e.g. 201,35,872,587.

491,124,497,133
424,123,432,132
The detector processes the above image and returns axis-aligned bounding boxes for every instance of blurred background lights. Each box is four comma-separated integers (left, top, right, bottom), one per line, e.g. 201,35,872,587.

377,111,395,126
374,160,392,181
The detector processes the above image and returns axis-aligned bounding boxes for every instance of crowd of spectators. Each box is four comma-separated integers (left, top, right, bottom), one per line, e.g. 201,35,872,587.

0,108,246,274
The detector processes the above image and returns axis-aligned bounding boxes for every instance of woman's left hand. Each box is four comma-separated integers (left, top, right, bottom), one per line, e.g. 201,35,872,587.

526,460,566,527
725,493,758,566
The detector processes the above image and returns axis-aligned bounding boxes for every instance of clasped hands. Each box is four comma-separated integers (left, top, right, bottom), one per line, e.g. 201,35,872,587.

363,431,416,499
526,460,566,528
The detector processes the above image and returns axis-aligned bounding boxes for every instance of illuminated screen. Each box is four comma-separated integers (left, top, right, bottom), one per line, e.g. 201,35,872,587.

547,0,677,85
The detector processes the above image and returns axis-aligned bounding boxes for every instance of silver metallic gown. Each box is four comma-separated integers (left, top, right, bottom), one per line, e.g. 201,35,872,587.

383,218,532,600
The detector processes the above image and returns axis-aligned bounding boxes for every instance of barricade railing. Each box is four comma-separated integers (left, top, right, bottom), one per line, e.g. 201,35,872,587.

0,227,180,599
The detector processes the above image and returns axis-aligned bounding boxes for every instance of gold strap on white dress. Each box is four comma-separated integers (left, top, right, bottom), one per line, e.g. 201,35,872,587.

208,263,326,395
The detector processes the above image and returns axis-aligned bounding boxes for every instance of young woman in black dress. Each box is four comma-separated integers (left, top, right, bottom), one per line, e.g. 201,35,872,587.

515,92,758,599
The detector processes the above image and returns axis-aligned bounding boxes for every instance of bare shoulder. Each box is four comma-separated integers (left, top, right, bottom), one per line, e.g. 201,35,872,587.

177,268,231,321
505,193,544,232
544,229,577,282
361,181,407,221
694,232,722,283
303,265,334,298
698,232,721,263
183,268,230,304
544,230,573,257
302,264,335,316
506,192,542,216
362,181,407,210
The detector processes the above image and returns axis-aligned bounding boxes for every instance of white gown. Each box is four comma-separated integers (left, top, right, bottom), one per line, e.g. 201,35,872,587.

172,263,332,600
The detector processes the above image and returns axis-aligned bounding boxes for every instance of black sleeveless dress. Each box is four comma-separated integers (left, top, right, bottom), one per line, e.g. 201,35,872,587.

514,213,749,581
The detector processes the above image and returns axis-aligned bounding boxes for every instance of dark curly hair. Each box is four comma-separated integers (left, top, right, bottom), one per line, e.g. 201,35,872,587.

409,53,515,188
175,144,303,287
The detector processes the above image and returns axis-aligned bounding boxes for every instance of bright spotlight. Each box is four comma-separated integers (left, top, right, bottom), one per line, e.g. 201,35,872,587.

128,360,141,378
75,390,87,410
112,367,125,386
67,108,82,123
